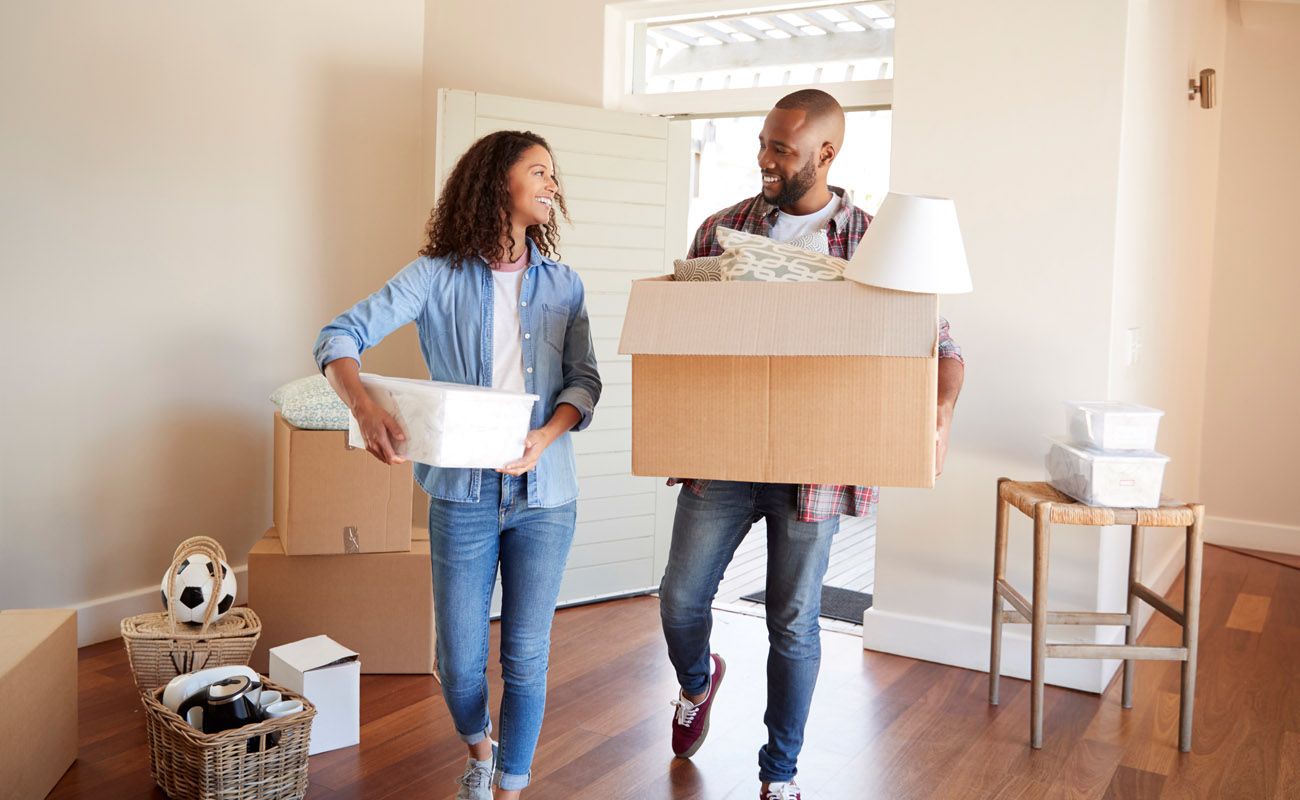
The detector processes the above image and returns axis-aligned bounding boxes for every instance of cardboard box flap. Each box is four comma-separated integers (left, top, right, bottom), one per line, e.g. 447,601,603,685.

270,635,359,672
0,610,75,678
618,277,938,357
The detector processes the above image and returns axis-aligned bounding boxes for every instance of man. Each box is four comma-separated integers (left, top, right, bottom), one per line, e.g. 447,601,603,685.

658,89,965,800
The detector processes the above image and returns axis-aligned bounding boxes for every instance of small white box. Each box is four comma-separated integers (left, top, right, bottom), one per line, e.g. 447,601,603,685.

349,373,539,468
269,635,360,755
1065,401,1164,451
1045,436,1170,508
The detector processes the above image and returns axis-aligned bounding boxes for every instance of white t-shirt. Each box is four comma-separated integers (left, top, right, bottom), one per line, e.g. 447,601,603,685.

490,251,528,393
768,192,840,242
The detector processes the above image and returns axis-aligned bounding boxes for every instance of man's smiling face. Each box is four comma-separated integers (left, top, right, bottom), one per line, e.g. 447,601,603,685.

757,108,821,210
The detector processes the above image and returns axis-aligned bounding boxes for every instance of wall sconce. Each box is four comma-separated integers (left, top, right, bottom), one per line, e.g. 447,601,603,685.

1188,68,1216,109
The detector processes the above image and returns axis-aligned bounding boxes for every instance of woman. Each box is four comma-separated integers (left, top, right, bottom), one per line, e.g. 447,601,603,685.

313,130,600,799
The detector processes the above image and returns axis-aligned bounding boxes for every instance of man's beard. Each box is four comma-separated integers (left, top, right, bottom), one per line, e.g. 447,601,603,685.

766,155,818,209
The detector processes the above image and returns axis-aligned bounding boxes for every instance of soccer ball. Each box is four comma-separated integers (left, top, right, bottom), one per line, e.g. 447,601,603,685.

160,554,237,625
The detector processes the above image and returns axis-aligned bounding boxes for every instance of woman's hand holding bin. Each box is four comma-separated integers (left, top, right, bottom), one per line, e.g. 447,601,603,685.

324,357,406,465
497,402,582,476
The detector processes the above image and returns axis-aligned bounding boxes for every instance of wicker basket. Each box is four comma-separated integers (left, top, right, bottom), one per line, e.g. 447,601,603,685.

143,679,316,800
123,536,262,694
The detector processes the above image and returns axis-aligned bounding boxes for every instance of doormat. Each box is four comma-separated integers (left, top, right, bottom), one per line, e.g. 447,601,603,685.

740,585,873,624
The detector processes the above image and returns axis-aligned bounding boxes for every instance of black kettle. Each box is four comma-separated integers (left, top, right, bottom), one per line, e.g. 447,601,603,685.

177,675,262,734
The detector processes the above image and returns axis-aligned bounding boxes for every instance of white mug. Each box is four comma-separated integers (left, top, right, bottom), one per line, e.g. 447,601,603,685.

256,690,282,709
263,699,303,719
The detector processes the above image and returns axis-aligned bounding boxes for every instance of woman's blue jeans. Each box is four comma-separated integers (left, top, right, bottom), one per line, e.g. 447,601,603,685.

659,481,839,785
429,471,577,791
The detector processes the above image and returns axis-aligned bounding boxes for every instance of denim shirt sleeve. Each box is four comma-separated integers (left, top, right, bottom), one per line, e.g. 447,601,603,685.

555,276,601,431
312,258,431,372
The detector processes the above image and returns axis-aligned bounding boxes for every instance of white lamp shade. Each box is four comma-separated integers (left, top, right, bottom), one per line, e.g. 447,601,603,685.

844,192,973,294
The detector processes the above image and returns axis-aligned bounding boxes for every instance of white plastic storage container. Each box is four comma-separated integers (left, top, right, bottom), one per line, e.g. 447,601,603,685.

1065,401,1164,451
1045,436,1169,508
348,374,538,468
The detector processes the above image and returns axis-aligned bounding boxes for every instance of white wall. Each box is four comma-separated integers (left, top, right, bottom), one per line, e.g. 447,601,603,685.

1100,0,1227,665
0,1,426,643
864,0,1227,692
862,0,1128,692
1200,3,1300,554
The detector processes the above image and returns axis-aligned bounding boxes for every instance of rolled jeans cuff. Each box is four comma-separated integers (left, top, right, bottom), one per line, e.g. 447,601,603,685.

496,769,531,791
456,721,492,745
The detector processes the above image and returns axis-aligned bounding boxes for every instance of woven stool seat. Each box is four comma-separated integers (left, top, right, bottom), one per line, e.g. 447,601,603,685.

997,481,1195,527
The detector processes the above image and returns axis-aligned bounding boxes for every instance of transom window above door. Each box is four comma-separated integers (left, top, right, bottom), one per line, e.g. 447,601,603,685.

636,2,894,94
605,1,894,116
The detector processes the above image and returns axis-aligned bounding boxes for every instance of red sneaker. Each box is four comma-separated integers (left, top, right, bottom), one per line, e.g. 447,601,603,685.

760,781,802,799
670,653,726,758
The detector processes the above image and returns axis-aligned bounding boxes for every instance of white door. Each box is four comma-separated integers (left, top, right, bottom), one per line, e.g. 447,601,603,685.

434,89,689,611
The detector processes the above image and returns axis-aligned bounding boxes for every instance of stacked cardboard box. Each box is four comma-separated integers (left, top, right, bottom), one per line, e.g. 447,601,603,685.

247,414,434,674
0,609,77,798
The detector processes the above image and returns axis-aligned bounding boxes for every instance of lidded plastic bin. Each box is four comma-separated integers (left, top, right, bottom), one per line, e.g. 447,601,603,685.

348,374,538,468
1065,401,1164,451
1045,436,1169,508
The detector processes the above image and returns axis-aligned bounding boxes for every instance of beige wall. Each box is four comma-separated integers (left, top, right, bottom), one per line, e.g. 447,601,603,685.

1200,4,1300,536
419,0,610,205
0,1,426,632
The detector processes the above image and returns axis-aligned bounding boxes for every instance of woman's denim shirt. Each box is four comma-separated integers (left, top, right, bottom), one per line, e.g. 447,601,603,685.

313,239,601,508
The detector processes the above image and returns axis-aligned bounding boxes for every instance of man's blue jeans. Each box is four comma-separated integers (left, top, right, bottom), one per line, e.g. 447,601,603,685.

659,481,839,784
429,472,576,792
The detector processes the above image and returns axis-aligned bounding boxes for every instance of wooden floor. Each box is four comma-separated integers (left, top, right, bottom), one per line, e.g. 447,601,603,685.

713,510,877,635
53,545,1298,800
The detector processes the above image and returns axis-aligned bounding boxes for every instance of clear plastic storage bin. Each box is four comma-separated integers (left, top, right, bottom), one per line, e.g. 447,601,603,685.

1045,436,1169,508
348,374,538,468
1066,401,1164,451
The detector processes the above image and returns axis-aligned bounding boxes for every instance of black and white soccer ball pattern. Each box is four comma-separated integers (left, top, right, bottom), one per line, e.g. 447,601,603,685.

160,554,237,625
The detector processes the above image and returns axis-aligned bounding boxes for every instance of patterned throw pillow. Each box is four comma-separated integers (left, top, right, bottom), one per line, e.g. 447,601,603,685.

673,254,729,282
717,227,847,282
673,229,832,282
270,374,351,430
775,229,832,256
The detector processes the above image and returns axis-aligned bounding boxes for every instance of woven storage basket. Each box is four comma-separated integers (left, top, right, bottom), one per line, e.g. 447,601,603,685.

123,536,262,694
143,679,316,800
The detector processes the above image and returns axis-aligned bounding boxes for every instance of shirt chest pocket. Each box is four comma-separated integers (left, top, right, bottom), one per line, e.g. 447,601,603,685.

541,303,568,355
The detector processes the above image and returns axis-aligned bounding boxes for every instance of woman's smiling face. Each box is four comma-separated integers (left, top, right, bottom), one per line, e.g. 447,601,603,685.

507,144,558,230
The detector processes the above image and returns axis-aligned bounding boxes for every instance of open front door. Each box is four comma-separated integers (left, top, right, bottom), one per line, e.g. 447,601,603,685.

434,89,689,611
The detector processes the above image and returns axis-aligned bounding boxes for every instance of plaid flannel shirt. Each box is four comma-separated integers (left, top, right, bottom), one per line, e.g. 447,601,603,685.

669,187,965,522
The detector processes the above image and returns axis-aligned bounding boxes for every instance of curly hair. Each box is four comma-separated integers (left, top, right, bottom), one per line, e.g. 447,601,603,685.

419,130,570,266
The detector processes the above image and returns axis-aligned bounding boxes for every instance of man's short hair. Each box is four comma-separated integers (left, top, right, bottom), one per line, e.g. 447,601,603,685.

774,89,843,121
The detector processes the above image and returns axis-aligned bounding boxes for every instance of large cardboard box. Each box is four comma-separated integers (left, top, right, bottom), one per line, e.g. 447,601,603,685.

1,609,77,799
619,277,938,487
269,636,360,756
273,412,414,555
248,526,434,674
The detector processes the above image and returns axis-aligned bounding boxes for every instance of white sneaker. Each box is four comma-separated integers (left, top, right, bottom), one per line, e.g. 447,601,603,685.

454,742,496,800
760,781,802,800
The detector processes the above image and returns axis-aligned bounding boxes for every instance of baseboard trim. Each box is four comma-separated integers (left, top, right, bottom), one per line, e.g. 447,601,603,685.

1205,515,1300,556
862,532,1188,695
861,607,1109,692
72,566,249,647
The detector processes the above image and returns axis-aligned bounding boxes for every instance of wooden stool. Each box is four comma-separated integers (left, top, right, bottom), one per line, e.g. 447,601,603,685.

988,479,1204,751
